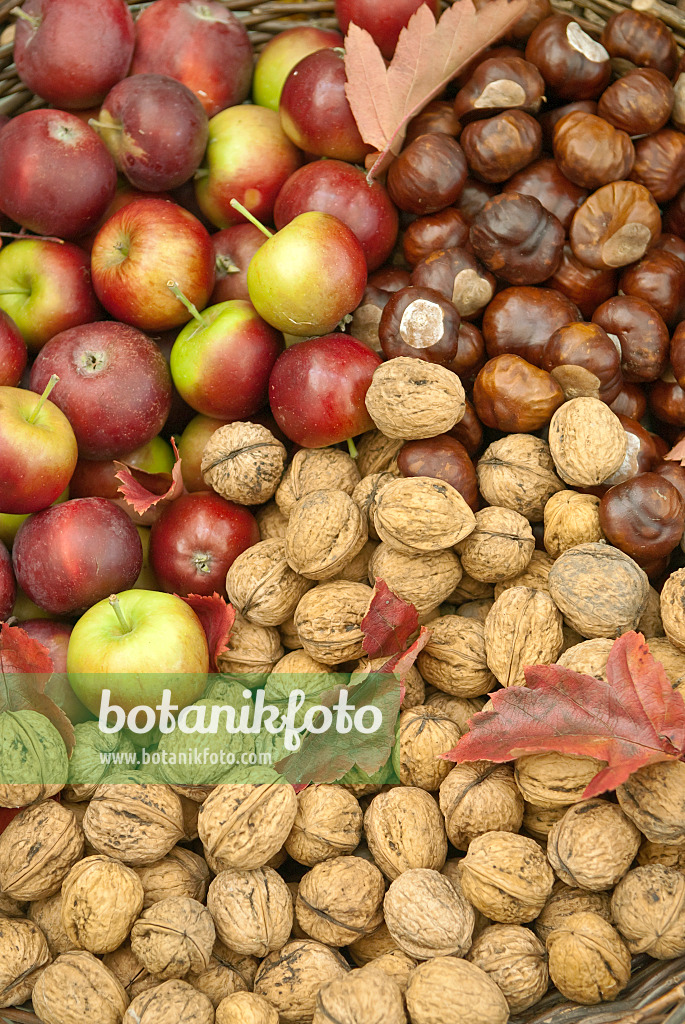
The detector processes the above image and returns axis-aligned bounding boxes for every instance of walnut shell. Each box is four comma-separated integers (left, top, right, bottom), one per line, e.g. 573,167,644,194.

637,837,685,870
405,955,509,1024
546,911,631,1005
522,803,569,842
275,448,361,516
61,855,144,954
207,866,292,956
368,543,462,616
255,502,288,541
493,550,554,600
417,616,496,697
423,692,486,732
534,882,612,945
216,992,279,1024
547,799,641,891
548,398,627,487
556,638,614,680
514,752,608,809
384,867,475,959
254,939,349,1024
0,783,64,808
32,950,129,1024
460,831,554,924
439,762,524,850
616,760,685,844
124,979,214,1024
217,614,283,674
201,422,287,505
348,921,399,966
484,587,563,688
457,506,534,583
543,490,604,558
101,941,155,997
352,472,396,540
0,800,84,900
189,954,249,1007
285,490,367,580
660,568,685,652
373,476,476,555
477,435,563,522
333,539,377,584
356,431,404,477
285,785,363,866
364,787,447,880
0,917,50,1008
638,586,664,638
134,847,210,908
28,893,77,958
457,598,494,621
467,924,549,1013
296,856,385,946
198,783,298,871
294,581,373,665
611,864,685,959
226,539,313,626
365,357,466,440
83,784,184,866
130,897,215,980
394,706,462,791
313,967,406,1024
352,655,425,710
548,542,649,638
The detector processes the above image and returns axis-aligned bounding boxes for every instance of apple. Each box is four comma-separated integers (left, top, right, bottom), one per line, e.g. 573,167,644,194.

0,378,78,515
0,239,101,354
0,110,117,239
334,0,439,59
0,488,69,550
178,414,230,491
19,619,92,724
92,73,209,191
149,491,259,597
29,322,172,460
268,333,381,447
0,310,27,386
13,497,143,615
252,25,343,111
0,539,16,620
274,159,399,271
78,181,172,253
90,197,215,331
279,49,372,163
194,105,302,230
210,223,266,304
67,589,209,716
130,0,253,117
148,328,196,436
170,298,283,419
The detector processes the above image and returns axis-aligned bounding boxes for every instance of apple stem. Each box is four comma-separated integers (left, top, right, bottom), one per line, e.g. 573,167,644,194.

0,288,30,296
27,374,59,424
109,594,132,633
216,254,240,275
0,231,64,244
167,280,209,328
11,6,40,29
229,200,273,239
347,437,358,460
88,118,120,133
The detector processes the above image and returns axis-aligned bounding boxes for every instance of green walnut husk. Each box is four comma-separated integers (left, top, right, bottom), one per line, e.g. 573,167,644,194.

0,709,68,785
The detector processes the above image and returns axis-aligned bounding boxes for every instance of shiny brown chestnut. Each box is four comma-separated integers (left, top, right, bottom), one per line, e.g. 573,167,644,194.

473,353,564,433
619,250,685,329
461,110,542,184
503,0,553,44
368,267,411,292
482,285,580,366
669,321,685,390
615,415,661,479
449,397,483,457
503,159,588,232
599,472,685,565
539,100,597,148
649,378,685,427
597,68,673,136
411,247,495,320
569,181,661,271
592,295,669,383
525,15,611,101
630,129,685,206
469,192,564,286
457,178,499,223
386,133,468,215
600,9,678,78
453,56,546,124
350,285,391,355
546,244,617,320
405,100,461,145
397,435,479,511
402,208,470,267
552,111,634,191
542,321,622,404
378,285,460,365
654,460,685,505
664,187,685,237
446,321,486,386
651,234,685,266
610,383,647,421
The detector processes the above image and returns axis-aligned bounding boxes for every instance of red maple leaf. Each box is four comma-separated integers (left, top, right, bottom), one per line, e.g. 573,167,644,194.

664,437,685,464
115,437,185,516
362,579,419,660
445,631,685,798
178,593,235,672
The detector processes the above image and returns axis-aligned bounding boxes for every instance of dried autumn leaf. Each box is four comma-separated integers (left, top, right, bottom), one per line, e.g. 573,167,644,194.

664,437,685,464
445,632,685,798
115,437,184,515
362,579,419,659
344,0,528,180
178,593,235,672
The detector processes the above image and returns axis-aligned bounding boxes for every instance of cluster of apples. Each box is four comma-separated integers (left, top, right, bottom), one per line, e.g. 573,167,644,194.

0,0,429,714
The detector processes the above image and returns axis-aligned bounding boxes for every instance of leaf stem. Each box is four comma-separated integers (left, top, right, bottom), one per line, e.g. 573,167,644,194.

109,595,132,634
347,437,358,459
229,200,273,238
27,375,59,424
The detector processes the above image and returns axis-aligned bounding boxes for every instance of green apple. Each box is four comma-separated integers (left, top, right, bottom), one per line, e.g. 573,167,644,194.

125,435,175,475
252,26,343,111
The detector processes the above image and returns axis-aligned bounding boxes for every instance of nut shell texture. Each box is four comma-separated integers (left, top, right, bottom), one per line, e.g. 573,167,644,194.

0,917,50,1008
124,979,214,1024
0,799,84,900
227,539,312,626
365,357,465,439
198,783,298,870
207,867,293,956
460,831,554,923
546,911,631,1004
548,397,626,486
616,760,685,844
477,435,563,521
294,581,373,664
467,924,549,1013
312,967,406,1024
254,939,349,1024
83,784,184,866
276,448,360,516
285,490,367,580
457,506,534,583
202,422,287,505
546,799,640,890
485,587,564,687
61,855,144,953
296,856,385,946
439,762,524,850
611,864,685,958
32,950,129,1024
130,896,215,979
383,867,475,959
373,476,476,554
405,956,509,1024
364,787,448,880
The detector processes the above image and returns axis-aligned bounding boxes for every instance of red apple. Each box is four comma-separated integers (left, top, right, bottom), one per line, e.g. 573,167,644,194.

29,322,172,460
268,334,381,447
178,414,230,491
149,491,259,597
13,0,135,108
90,198,215,330
93,73,209,191
78,181,172,253
0,311,27,387
131,0,253,117
13,496,143,615
0,110,117,239
210,224,266,304
335,0,439,59
0,539,16,620
253,26,343,111
19,619,92,723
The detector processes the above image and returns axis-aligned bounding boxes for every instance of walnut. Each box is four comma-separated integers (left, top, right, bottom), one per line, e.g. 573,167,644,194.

364,787,447,880
556,638,614,679
660,567,685,652
450,575,494,603
279,613,303,651
189,955,249,1007
460,831,554,924
457,599,494,621
275,447,361,516
548,398,627,487
360,950,416,995
334,540,377,583
638,587,664,638
384,867,475,959
616,760,685,844
548,542,649,638
285,490,367,580
296,856,385,946
394,706,461,791
543,490,604,558
61,855,144,954
373,476,475,555
467,924,549,1013
493,550,554,600
255,501,288,541
32,950,129,1024
294,581,373,664
534,882,612,945
365,357,465,440
102,943,156,1002
0,917,50,1007
285,785,363,866
417,616,496,697
217,614,283,674
0,892,26,918
522,803,568,842
405,955,509,1024
226,539,313,626
207,866,292,956
0,800,83,900
352,472,396,540
216,992,279,1024
83,784,184,866
312,967,405,1024
134,847,210,908
368,543,462,616
0,783,64,808
477,435,563,522
424,692,486,732
546,911,632,1005
352,655,425,710
457,506,534,583
611,864,685,960
130,897,215,980
28,893,77,958
198,783,298,870
201,422,287,505
356,431,404,476
484,587,563,688
254,939,349,1024
637,837,685,870
124,979,214,1024
547,799,640,891
348,921,399,966
439,762,524,850
514,752,608,808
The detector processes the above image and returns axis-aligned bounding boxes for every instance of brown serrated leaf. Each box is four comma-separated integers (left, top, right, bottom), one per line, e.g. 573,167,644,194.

115,437,185,515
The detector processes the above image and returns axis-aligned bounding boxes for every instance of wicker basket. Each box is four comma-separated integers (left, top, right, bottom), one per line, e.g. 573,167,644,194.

0,0,684,1022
